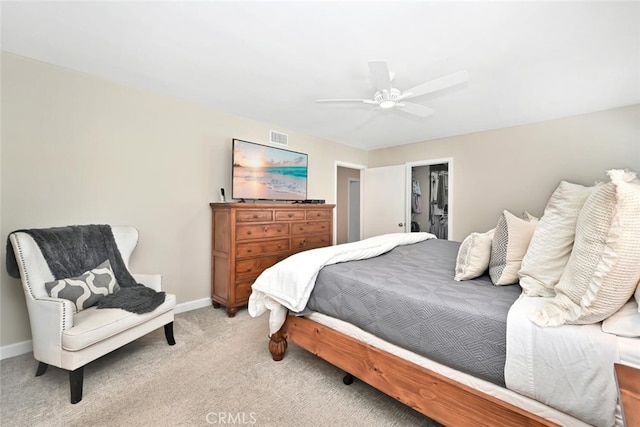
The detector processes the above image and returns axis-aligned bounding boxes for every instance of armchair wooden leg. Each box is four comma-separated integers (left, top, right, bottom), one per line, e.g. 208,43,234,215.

164,322,176,345
69,367,84,404
35,362,48,377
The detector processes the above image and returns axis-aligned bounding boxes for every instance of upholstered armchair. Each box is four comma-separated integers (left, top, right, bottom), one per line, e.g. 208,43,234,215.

8,225,176,403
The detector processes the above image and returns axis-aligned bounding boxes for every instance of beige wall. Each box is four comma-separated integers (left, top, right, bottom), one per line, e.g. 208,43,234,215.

0,53,368,347
369,105,640,241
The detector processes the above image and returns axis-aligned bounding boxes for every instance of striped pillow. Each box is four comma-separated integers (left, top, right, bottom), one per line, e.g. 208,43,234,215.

489,210,538,285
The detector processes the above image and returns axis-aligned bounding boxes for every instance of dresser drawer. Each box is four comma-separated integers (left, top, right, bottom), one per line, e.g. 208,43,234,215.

234,278,254,303
236,238,290,258
307,209,333,219
236,223,290,240
306,209,332,220
235,255,285,278
292,234,331,252
275,210,306,221
291,221,330,235
236,210,274,223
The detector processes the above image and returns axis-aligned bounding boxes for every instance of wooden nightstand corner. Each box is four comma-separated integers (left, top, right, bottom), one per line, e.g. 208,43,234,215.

615,363,640,427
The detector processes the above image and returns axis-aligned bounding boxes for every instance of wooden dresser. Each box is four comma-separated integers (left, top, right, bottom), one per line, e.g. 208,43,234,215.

210,202,335,317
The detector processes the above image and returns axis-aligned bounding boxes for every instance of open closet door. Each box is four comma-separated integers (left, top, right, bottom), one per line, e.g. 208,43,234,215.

362,164,407,239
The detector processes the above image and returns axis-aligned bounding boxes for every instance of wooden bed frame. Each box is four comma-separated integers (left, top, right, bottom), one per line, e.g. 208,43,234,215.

269,315,559,427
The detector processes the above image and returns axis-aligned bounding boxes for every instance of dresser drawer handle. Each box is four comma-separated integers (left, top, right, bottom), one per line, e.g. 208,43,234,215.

247,248,252,253
277,244,282,249
299,240,306,247
287,213,293,217
253,214,259,218
247,230,252,235
246,267,252,272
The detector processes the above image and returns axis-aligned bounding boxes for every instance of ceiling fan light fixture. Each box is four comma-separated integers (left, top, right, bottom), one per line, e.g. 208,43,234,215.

379,100,396,109
374,88,401,109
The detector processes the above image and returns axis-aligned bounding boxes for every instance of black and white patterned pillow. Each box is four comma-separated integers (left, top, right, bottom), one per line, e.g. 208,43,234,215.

45,259,120,312
489,210,538,286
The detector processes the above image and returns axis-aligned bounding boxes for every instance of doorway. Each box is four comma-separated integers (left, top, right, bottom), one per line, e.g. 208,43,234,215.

335,162,366,245
335,158,452,243
407,158,452,239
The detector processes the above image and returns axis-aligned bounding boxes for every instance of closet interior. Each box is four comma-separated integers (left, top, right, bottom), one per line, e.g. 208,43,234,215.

411,163,449,239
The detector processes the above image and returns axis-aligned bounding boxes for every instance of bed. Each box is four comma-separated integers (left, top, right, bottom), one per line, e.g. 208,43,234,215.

249,171,640,427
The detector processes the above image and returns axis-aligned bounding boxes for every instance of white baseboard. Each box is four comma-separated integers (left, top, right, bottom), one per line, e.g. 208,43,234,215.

0,340,33,361
174,297,212,314
0,297,214,361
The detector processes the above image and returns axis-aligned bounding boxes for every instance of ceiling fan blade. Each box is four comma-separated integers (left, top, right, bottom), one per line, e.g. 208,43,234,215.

368,60,392,92
396,102,435,117
316,98,375,104
400,70,469,100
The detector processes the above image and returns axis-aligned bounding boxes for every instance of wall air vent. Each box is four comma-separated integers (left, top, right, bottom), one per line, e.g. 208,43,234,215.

269,130,289,146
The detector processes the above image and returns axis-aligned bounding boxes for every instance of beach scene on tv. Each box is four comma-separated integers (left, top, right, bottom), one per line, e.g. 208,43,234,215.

233,140,308,201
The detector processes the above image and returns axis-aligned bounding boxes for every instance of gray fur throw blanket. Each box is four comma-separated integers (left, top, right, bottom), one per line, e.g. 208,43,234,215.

6,225,165,314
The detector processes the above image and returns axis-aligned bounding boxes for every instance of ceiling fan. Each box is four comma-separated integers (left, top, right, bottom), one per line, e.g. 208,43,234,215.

316,60,469,117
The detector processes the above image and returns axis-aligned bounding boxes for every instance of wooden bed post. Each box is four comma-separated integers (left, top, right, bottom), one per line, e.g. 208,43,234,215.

268,330,287,361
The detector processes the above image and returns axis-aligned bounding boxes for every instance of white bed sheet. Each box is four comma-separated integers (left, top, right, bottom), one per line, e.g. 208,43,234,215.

505,294,638,427
308,311,596,427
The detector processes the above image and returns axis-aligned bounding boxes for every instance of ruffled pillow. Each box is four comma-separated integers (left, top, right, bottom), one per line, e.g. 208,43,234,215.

532,170,640,326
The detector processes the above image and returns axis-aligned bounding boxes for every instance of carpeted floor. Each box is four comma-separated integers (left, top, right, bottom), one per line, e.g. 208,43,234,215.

0,307,440,426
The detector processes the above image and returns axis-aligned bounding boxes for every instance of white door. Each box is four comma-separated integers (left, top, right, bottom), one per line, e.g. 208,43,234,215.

362,164,407,238
348,179,360,242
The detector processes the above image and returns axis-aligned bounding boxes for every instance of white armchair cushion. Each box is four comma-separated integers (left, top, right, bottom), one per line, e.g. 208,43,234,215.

63,293,176,351
45,260,120,312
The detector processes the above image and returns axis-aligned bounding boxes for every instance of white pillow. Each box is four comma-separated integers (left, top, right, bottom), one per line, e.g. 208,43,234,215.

489,210,538,285
602,300,640,338
519,181,594,297
532,170,640,326
454,229,495,281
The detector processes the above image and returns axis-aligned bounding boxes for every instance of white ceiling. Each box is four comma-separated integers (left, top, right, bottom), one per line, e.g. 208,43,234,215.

2,1,639,151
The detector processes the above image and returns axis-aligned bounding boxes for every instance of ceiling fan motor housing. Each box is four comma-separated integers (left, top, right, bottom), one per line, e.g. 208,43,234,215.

375,88,401,108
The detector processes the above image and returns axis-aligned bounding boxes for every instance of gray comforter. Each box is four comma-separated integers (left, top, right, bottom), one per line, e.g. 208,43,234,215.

306,238,522,386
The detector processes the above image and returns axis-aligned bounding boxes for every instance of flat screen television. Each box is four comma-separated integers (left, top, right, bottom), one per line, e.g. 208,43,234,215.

232,139,308,201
